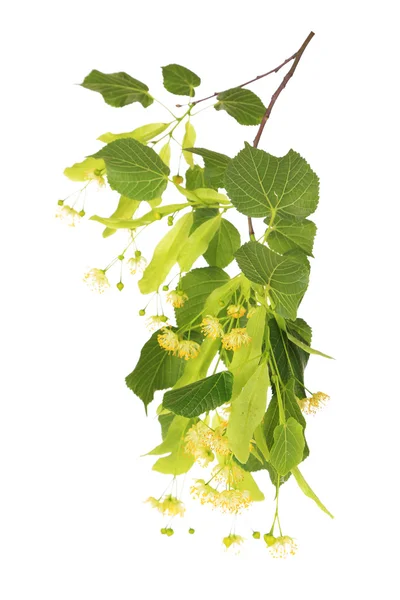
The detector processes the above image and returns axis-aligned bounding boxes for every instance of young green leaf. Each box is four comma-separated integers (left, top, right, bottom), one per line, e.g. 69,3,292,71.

145,415,191,455
214,87,266,125
225,144,319,218
286,331,334,359
182,122,196,167
139,212,194,294
227,362,270,464
270,417,305,476
185,165,207,190
97,122,169,144
177,215,221,272
159,142,171,166
265,214,317,257
291,466,334,518
163,371,233,417
162,64,201,97
175,266,230,329
235,471,265,501
174,338,220,389
64,157,105,182
202,275,242,316
125,330,185,411
183,148,231,189
152,445,195,475
91,138,170,201
80,69,153,107
235,242,309,320
102,196,140,238
91,203,188,230
204,218,241,268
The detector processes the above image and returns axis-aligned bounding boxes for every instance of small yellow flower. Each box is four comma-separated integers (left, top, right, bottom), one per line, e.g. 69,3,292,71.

167,290,188,308
83,268,110,293
268,536,298,558
157,328,180,354
146,315,169,332
211,421,231,456
222,534,245,550
201,316,224,339
212,463,245,485
127,255,147,275
146,495,185,518
85,169,105,187
216,489,251,514
222,328,251,351
227,304,246,319
297,391,330,415
185,422,215,465
56,204,81,227
177,340,200,360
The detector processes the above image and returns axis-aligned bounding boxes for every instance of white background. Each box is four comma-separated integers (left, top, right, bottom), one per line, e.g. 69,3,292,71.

1,1,399,598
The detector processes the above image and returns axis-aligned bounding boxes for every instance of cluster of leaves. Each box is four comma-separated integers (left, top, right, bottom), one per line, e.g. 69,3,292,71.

62,62,333,549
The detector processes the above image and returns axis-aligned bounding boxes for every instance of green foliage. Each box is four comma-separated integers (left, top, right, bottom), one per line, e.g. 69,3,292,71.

183,148,231,189
291,466,334,518
92,138,169,200
98,123,169,144
269,417,305,476
225,144,319,218
235,241,309,319
182,122,196,167
91,203,188,230
214,88,266,125
204,219,241,268
101,196,140,238
64,157,105,182
177,215,221,272
81,69,153,107
163,371,233,417
265,215,317,257
125,330,185,411
162,64,201,97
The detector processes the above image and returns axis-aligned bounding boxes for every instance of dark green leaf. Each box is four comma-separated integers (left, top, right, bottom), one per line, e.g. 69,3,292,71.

81,70,153,108
190,208,219,233
162,64,201,97
125,330,185,411
235,242,309,320
92,139,170,200
225,144,319,218
214,87,266,125
163,371,233,417
158,412,175,440
185,165,207,190
270,417,305,476
265,215,317,257
269,318,310,398
183,148,231,189
176,267,230,329
204,218,241,268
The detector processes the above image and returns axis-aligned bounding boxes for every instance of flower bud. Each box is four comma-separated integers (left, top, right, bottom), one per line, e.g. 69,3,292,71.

166,528,174,537
139,309,146,316
252,531,261,539
188,528,195,535
116,282,124,291
172,175,184,185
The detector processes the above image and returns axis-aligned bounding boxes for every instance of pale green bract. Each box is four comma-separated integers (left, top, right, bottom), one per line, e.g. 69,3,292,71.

61,44,333,552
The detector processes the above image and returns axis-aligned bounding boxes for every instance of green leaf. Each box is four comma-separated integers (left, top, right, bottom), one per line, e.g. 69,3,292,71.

235,471,265,501
91,139,170,200
177,215,221,272
139,212,193,294
214,87,266,125
263,378,307,452
80,69,153,108
174,338,220,388
98,122,169,144
125,330,185,411
158,412,175,440
269,318,310,398
146,415,191,455
202,275,242,316
159,142,171,166
286,331,334,359
91,203,188,230
64,157,105,182
163,371,233,417
225,144,319,218
204,218,241,268
291,466,334,518
270,417,305,476
152,445,195,475
235,242,309,320
254,424,270,461
101,196,140,238
182,122,196,167
266,215,317,257
190,208,219,233
227,362,270,463
183,148,231,189
162,64,201,97
175,266,230,329
185,165,207,190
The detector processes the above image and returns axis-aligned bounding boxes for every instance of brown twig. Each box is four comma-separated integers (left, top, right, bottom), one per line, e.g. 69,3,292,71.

247,31,315,238
175,52,298,108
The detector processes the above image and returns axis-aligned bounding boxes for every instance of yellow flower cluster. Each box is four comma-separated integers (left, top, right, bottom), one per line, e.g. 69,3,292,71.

157,328,200,360
297,391,330,415
184,421,215,466
83,268,110,293
222,328,251,351
146,315,169,332
201,316,224,339
265,535,298,558
211,463,245,485
167,290,188,308
227,304,246,318
56,204,81,227
146,494,185,518
190,480,251,514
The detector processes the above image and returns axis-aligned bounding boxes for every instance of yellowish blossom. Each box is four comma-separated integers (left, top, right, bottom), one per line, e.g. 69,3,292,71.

177,340,200,361
167,290,188,308
83,268,110,293
201,316,224,339
222,534,245,550
85,168,105,187
222,328,251,351
247,306,258,318
185,422,215,465
190,480,250,514
146,315,169,332
157,328,180,354
146,494,185,518
268,536,298,558
127,255,147,275
297,392,330,415
227,304,246,319
56,204,81,227
212,463,245,485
